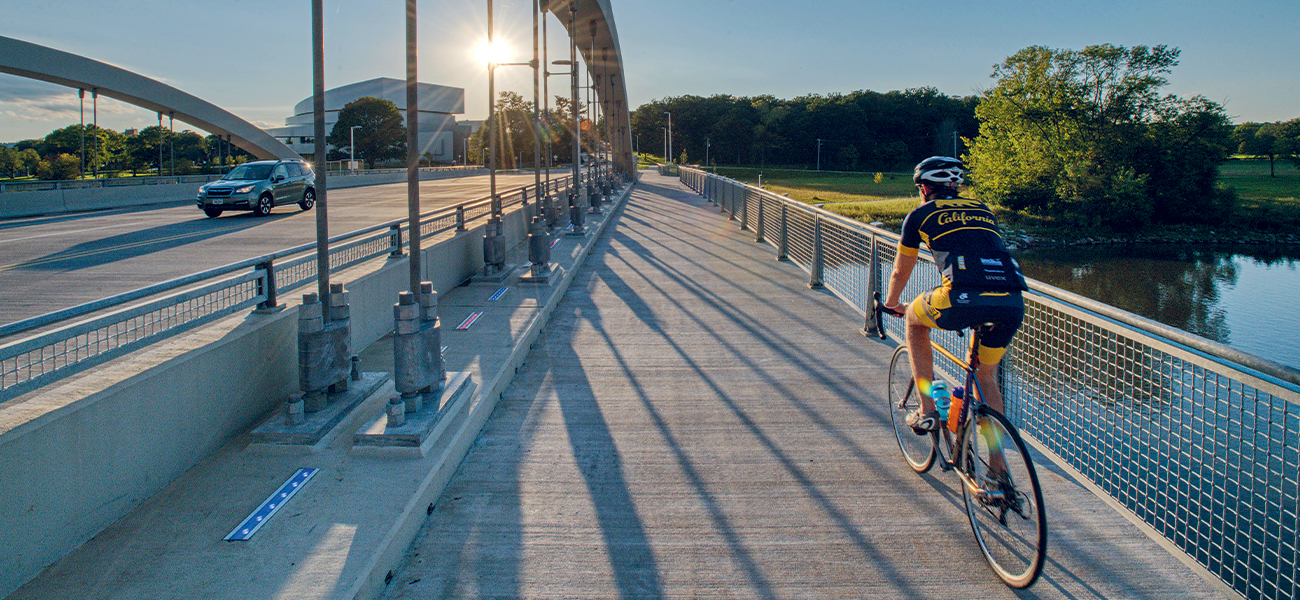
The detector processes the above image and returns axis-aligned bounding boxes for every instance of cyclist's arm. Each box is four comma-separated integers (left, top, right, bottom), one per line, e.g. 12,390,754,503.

883,244,919,313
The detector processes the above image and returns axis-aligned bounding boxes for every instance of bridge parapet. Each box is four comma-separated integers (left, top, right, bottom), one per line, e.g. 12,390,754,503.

680,165,1299,600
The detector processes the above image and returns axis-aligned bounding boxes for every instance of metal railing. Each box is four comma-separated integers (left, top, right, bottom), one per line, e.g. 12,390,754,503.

680,166,1298,600
0,172,581,403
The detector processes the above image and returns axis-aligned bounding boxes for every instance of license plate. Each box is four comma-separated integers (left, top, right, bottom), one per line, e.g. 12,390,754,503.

213,199,223,205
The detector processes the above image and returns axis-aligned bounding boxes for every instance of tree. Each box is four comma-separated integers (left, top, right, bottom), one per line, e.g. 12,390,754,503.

327,96,406,168
966,44,1232,231
36,153,80,180
125,125,170,175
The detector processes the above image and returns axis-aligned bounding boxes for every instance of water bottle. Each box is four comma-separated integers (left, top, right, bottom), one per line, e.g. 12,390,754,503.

931,380,951,422
948,386,965,433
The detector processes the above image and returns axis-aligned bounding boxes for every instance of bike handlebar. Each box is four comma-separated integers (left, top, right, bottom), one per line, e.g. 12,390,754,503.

872,291,904,340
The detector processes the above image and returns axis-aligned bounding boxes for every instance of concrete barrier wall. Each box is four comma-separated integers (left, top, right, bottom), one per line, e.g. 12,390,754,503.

0,216,503,597
0,168,488,219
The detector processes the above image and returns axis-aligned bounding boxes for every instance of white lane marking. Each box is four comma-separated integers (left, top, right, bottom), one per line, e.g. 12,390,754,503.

0,222,141,246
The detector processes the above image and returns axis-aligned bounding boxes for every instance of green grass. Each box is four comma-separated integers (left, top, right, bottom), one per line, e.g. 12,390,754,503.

1217,160,1300,233
711,167,916,203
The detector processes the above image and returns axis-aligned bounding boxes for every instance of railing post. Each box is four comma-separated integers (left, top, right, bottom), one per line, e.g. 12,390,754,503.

755,193,766,244
777,203,789,261
456,205,466,231
740,188,750,231
809,214,824,289
256,259,278,310
864,233,880,336
389,223,404,257
727,182,735,219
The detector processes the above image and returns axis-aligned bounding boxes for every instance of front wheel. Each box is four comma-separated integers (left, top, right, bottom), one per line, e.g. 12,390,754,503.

202,206,223,218
254,194,273,217
887,346,936,473
960,406,1047,589
299,188,315,211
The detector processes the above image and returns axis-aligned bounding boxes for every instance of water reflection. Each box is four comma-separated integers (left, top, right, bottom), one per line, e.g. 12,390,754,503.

1015,244,1300,370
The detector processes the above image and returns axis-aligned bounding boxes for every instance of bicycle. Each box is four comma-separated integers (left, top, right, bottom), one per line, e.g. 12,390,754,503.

872,291,1047,589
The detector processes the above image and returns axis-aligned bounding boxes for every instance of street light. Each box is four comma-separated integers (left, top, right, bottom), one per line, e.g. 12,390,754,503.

706,137,711,171
663,111,672,164
349,125,361,171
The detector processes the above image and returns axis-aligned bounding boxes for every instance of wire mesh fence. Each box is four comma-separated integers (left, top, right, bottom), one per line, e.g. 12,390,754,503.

681,166,1298,600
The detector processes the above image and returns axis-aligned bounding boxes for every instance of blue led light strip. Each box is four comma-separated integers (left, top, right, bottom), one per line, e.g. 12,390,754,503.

488,287,508,301
224,467,318,541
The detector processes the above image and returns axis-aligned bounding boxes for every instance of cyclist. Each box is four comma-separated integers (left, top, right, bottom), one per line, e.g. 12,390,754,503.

881,156,1027,436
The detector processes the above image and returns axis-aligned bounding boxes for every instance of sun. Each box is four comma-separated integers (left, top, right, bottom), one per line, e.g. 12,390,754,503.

473,39,513,67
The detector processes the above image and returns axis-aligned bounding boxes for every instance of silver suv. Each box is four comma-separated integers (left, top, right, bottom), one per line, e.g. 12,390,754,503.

196,159,315,218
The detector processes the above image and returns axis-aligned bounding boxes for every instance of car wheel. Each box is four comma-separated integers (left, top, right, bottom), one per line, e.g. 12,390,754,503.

203,207,223,218
299,188,315,211
255,194,273,217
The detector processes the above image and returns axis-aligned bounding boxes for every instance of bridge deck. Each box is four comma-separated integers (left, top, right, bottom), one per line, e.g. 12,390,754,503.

380,172,1222,599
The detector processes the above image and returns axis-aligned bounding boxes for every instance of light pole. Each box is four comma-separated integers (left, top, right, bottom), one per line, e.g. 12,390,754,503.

706,137,711,171
349,125,361,171
663,111,672,164
817,138,822,171
661,126,666,166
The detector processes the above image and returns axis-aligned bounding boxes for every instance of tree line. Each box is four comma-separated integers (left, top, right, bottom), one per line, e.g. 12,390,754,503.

1,125,252,180
631,88,978,171
636,44,1297,232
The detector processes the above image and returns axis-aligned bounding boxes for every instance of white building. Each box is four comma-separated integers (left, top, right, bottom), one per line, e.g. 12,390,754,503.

267,77,465,164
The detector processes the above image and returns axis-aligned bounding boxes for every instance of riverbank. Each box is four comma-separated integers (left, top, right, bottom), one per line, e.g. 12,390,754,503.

1002,226,1300,250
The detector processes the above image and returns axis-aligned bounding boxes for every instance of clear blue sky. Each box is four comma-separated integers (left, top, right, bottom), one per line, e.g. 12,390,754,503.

2,0,1296,143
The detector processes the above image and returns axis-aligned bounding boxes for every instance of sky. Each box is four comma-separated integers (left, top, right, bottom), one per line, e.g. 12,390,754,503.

1,0,1297,144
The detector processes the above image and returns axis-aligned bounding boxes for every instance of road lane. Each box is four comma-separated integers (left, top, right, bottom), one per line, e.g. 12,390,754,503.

0,171,559,325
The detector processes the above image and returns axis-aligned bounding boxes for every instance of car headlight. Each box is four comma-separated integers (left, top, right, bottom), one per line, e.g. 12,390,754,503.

234,185,255,194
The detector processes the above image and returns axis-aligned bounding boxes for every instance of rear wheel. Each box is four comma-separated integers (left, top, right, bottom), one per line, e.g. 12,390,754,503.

255,194,273,217
298,188,315,211
202,207,223,218
961,406,1047,589
887,346,936,473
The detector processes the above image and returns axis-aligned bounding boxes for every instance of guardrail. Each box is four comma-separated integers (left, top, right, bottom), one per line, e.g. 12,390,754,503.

0,172,581,403
680,165,1298,600
0,165,485,193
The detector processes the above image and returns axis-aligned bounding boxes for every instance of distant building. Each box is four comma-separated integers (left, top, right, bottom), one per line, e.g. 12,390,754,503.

123,128,138,136
266,77,465,164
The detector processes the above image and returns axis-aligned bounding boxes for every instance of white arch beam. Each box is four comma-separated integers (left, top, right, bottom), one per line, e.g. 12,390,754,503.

546,0,634,174
0,36,299,161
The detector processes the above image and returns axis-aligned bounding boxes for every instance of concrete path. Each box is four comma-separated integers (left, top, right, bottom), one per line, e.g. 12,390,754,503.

380,171,1223,599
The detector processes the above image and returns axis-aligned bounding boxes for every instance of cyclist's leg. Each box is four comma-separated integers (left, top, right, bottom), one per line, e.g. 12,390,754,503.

905,307,935,412
970,298,1025,475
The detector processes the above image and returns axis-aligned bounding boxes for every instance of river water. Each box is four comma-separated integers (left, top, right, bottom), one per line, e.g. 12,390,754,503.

1013,244,1300,371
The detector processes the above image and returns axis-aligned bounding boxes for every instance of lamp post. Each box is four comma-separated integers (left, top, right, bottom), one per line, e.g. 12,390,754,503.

706,138,711,171
664,111,672,164
487,0,499,218
567,2,583,232
349,125,361,171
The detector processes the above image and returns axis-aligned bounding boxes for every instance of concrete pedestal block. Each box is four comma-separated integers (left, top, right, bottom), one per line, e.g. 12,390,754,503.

249,372,391,448
352,371,475,457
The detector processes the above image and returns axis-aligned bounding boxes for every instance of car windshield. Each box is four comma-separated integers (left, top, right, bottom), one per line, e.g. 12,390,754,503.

224,164,274,181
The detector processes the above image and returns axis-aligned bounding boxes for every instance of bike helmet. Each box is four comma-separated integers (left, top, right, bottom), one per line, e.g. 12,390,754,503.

913,156,965,186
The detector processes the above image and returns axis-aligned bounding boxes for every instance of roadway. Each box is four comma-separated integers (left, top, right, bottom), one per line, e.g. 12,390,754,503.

0,171,557,326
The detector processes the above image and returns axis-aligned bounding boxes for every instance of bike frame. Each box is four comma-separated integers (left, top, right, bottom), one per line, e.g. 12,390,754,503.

931,327,994,498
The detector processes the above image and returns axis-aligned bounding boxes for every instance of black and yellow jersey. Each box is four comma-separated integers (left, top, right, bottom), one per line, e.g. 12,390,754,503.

899,196,1026,291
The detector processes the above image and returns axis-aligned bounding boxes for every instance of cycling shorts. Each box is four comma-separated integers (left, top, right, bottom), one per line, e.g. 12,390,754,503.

909,286,1024,365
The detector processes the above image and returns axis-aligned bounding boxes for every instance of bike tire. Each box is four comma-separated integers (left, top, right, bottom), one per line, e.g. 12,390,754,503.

960,406,1047,589
886,346,936,473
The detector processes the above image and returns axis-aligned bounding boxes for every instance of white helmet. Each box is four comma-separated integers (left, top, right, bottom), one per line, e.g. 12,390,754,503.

913,156,965,186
